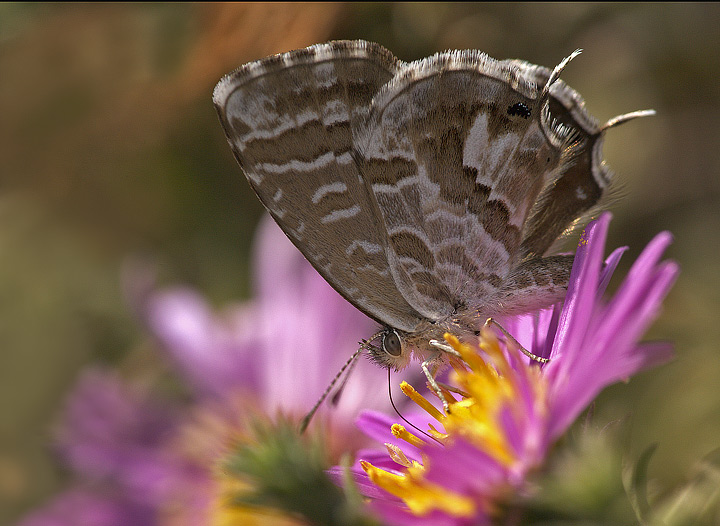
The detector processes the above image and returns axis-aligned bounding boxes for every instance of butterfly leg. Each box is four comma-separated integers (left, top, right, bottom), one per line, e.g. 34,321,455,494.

421,359,452,413
433,381,468,397
483,317,549,363
481,254,574,364
429,339,462,358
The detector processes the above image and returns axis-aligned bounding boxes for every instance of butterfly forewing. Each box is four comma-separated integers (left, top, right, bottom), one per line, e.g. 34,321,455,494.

214,41,425,332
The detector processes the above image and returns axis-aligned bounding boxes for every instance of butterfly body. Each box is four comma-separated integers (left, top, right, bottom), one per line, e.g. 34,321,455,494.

214,40,650,370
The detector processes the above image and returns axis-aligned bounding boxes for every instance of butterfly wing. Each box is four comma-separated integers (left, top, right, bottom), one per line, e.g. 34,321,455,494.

513,61,612,257
214,41,425,332
353,51,570,319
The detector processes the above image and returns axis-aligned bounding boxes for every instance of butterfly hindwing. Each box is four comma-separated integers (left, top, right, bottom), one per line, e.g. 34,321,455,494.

214,41,426,331
353,51,570,319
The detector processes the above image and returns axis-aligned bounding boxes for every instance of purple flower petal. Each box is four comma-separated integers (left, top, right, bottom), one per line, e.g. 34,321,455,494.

53,368,186,505
326,465,401,501
18,487,155,526
545,227,677,438
421,438,506,495
143,287,262,397
597,246,627,297
127,214,391,424
550,213,610,363
349,214,678,526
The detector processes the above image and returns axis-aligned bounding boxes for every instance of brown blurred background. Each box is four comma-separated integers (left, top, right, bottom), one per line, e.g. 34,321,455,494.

2,4,719,523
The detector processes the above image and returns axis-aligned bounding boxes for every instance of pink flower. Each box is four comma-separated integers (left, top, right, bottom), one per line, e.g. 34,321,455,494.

20,215,393,526
342,213,679,526
131,215,388,431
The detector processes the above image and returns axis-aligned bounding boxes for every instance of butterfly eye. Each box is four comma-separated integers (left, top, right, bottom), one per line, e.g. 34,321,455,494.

382,330,403,357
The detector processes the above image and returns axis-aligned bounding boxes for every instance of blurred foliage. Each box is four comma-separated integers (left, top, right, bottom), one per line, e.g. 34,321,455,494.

518,424,720,525
225,418,376,526
1,3,719,524
522,423,638,525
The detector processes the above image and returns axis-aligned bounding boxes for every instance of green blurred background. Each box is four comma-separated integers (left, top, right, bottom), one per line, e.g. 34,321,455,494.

2,3,718,523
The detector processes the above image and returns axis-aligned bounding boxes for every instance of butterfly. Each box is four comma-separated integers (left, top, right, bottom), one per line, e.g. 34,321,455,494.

213,40,651,379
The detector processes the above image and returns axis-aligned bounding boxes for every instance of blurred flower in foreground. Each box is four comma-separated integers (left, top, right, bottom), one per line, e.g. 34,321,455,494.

19,215,388,526
338,213,680,526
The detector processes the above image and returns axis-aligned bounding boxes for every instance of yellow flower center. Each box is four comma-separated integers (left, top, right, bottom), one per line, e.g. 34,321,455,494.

361,329,548,518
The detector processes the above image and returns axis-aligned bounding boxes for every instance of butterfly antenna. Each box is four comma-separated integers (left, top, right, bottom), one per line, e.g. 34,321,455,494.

540,49,582,100
600,109,656,131
330,348,361,406
537,50,582,145
387,368,442,445
299,330,383,433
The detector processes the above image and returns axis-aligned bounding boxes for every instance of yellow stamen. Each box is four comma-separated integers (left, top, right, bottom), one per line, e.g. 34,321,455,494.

361,461,476,517
391,423,426,448
427,423,448,440
400,381,445,420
